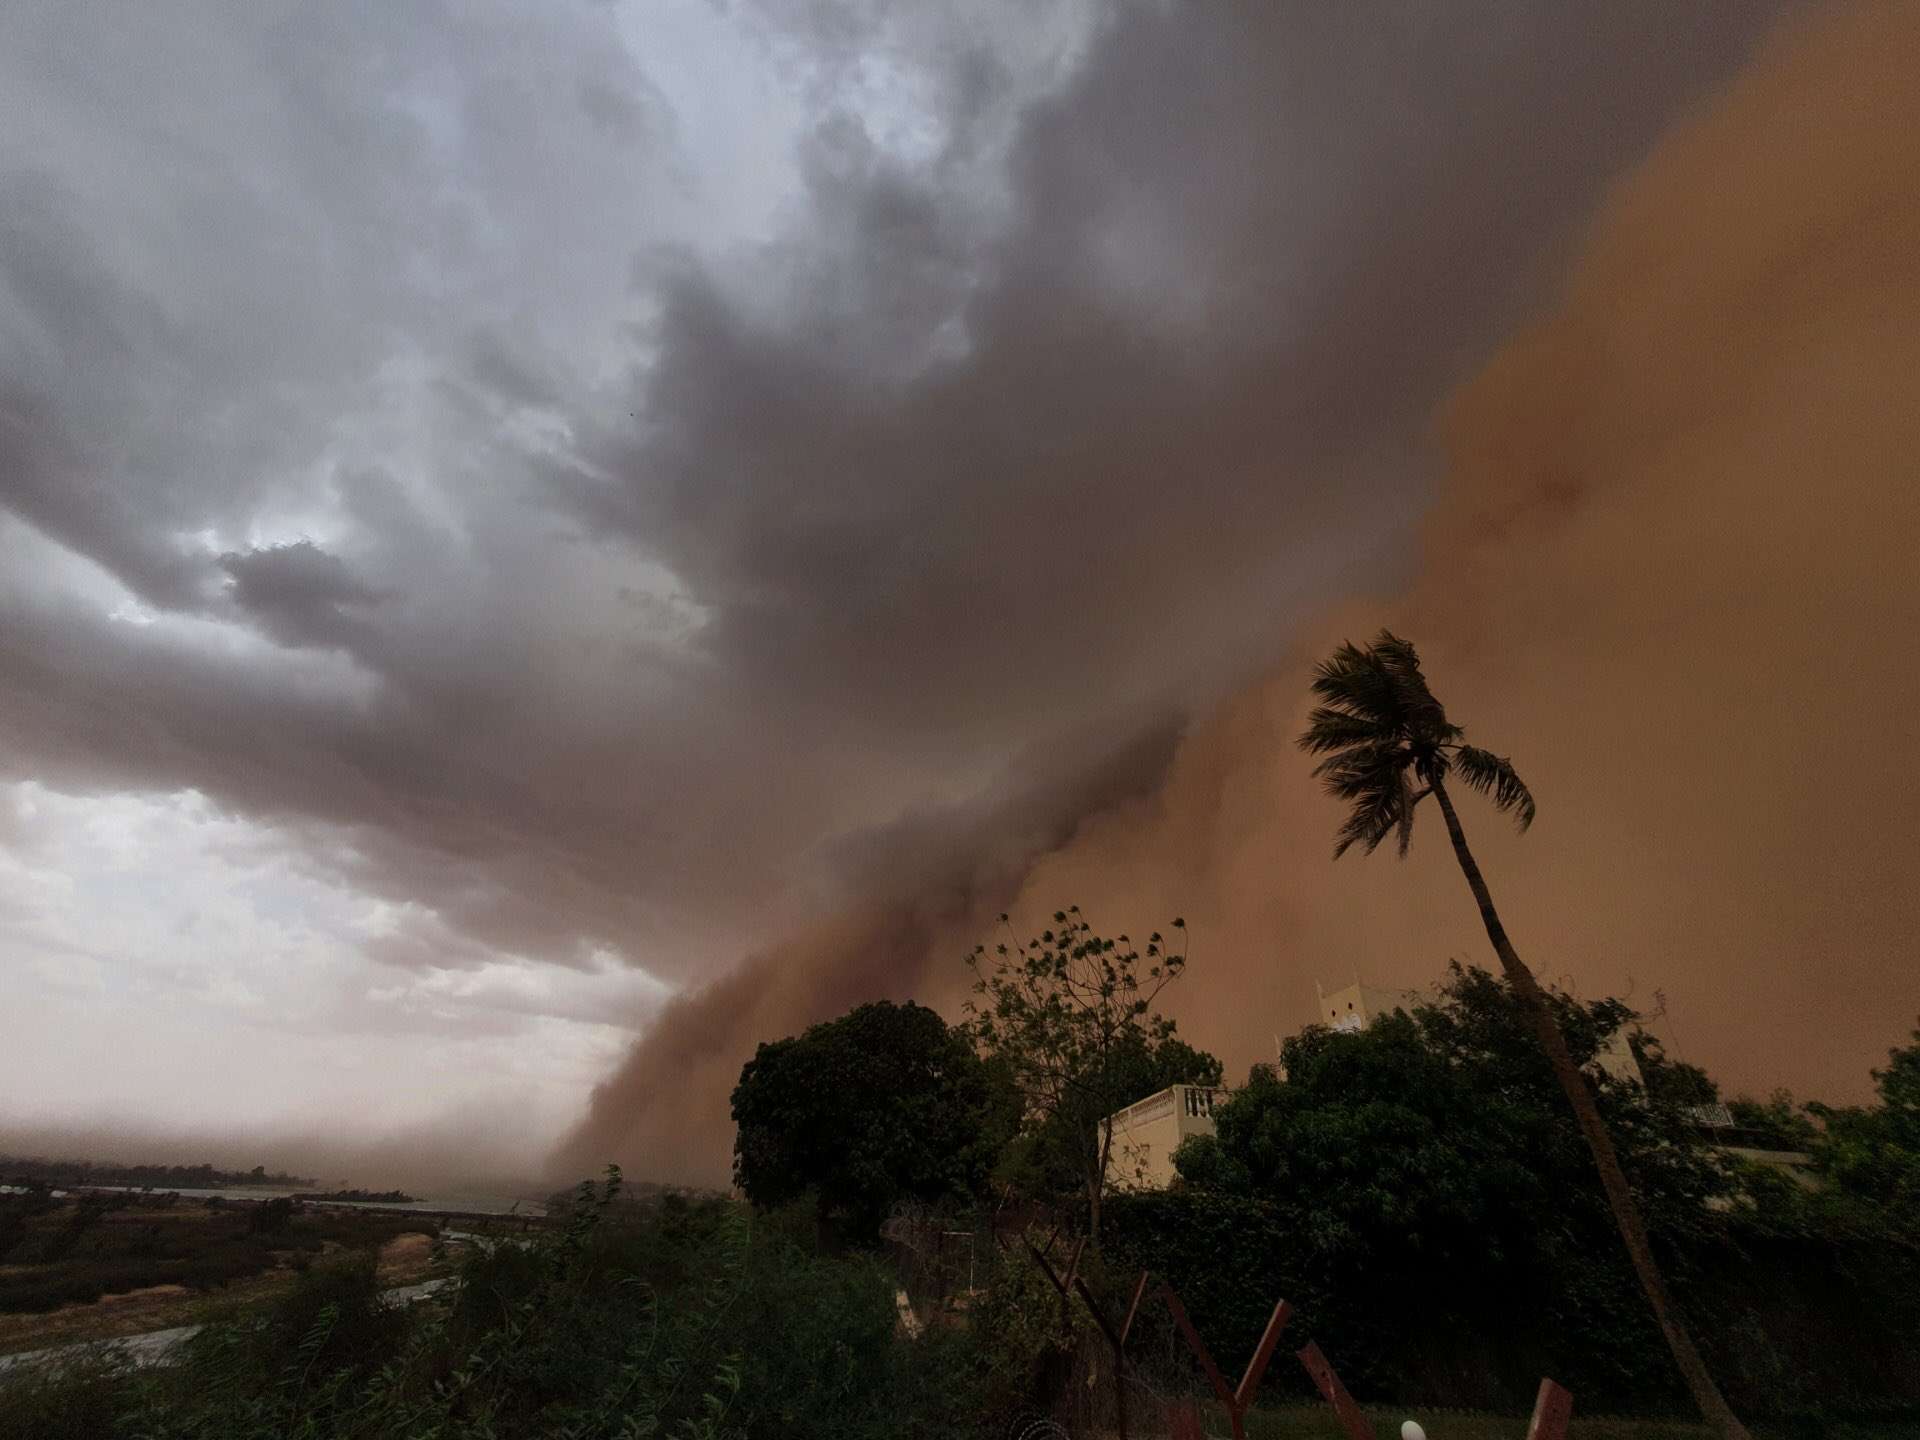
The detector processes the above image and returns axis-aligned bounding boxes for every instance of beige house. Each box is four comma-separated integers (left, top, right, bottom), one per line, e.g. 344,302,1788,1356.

1102,1084,1231,1191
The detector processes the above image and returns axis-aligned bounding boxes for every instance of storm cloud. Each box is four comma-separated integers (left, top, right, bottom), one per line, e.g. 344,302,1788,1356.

11,1,1895,1188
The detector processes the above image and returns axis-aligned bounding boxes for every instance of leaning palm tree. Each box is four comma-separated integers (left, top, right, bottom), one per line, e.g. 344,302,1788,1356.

1299,630,1749,1440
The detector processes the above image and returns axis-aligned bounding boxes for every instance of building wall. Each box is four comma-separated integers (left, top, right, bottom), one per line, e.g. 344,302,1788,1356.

1316,980,1415,1032
1591,1028,1644,1085
1102,1085,1228,1191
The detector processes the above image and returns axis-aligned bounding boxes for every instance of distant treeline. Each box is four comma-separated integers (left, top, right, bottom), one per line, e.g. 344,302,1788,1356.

0,1157,315,1191
306,1189,419,1204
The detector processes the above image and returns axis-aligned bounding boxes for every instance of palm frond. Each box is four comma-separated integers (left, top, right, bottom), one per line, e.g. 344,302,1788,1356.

1452,745,1536,830
1330,765,1424,858
1308,641,1408,731
1307,631,1463,750
1372,630,1454,738
1297,705,1392,755
1302,631,1473,860
1395,768,1418,856
1310,742,1405,800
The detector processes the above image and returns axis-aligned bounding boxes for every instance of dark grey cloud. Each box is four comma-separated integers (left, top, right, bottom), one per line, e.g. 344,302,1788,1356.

219,542,386,652
0,0,1786,1166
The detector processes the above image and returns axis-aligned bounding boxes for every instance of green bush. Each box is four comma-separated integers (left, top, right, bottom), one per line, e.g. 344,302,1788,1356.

247,1197,294,1235
257,1251,408,1376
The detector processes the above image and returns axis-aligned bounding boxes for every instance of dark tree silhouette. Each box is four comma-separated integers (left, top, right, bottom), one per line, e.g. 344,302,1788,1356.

1297,630,1749,1439
730,1000,1004,1240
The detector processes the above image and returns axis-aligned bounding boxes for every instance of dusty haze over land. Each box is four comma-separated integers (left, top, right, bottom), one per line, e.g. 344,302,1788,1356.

4,1,1917,1188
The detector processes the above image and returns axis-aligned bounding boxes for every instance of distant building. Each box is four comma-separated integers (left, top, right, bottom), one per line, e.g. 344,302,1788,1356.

1684,1105,1820,1194
1590,1027,1644,1085
1316,976,1644,1085
1315,979,1416,1032
1101,1084,1231,1192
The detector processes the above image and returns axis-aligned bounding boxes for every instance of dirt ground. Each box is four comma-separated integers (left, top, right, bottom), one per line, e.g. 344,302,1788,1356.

0,1227,445,1356
0,1272,287,1354
375,1232,437,1284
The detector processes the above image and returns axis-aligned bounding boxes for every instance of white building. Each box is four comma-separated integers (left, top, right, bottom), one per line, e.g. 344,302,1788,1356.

1101,1084,1231,1191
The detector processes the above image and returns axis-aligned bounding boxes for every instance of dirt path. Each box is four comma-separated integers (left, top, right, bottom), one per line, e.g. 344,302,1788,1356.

0,1278,451,1377
0,1272,292,1356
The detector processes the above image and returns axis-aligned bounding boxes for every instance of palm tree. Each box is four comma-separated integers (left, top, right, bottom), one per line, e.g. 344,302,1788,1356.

1298,630,1749,1440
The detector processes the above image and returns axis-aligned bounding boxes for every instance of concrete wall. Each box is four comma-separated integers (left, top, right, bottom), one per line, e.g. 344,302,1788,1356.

1103,1085,1229,1191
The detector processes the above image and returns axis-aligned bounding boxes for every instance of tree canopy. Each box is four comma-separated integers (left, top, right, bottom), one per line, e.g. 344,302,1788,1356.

729,1000,1005,1239
964,909,1211,1243
1810,1021,1920,1235
1176,965,1730,1274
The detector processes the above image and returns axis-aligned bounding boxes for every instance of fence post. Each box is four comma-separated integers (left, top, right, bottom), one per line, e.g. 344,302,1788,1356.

1158,1283,1293,1440
1296,1340,1372,1440
1526,1378,1574,1440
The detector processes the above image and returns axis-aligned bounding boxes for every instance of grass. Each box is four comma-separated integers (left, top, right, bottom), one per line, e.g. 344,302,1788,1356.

1206,1401,1919,1439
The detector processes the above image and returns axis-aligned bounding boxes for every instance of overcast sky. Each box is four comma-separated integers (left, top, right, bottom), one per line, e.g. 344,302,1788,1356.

18,1,1906,1188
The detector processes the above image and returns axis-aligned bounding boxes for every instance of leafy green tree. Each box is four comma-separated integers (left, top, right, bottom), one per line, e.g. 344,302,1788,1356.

1726,1092,1819,1152
1630,1031,1722,1109
1187,965,1730,1258
730,1001,1005,1241
1144,966,1742,1408
1811,1022,1920,1230
965,909,1203,1247
1630,1031,1820,1150
1297,630,1749,1438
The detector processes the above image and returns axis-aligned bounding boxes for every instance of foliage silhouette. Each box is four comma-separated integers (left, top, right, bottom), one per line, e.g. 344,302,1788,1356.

1299,630,1748,1438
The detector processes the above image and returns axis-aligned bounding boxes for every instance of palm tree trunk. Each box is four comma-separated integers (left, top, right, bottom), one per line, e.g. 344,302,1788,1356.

1429,778,1749,1439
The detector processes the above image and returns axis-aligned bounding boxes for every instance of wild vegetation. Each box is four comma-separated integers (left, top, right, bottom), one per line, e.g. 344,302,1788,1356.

0,1190,434,1320
0,1172,988,1440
